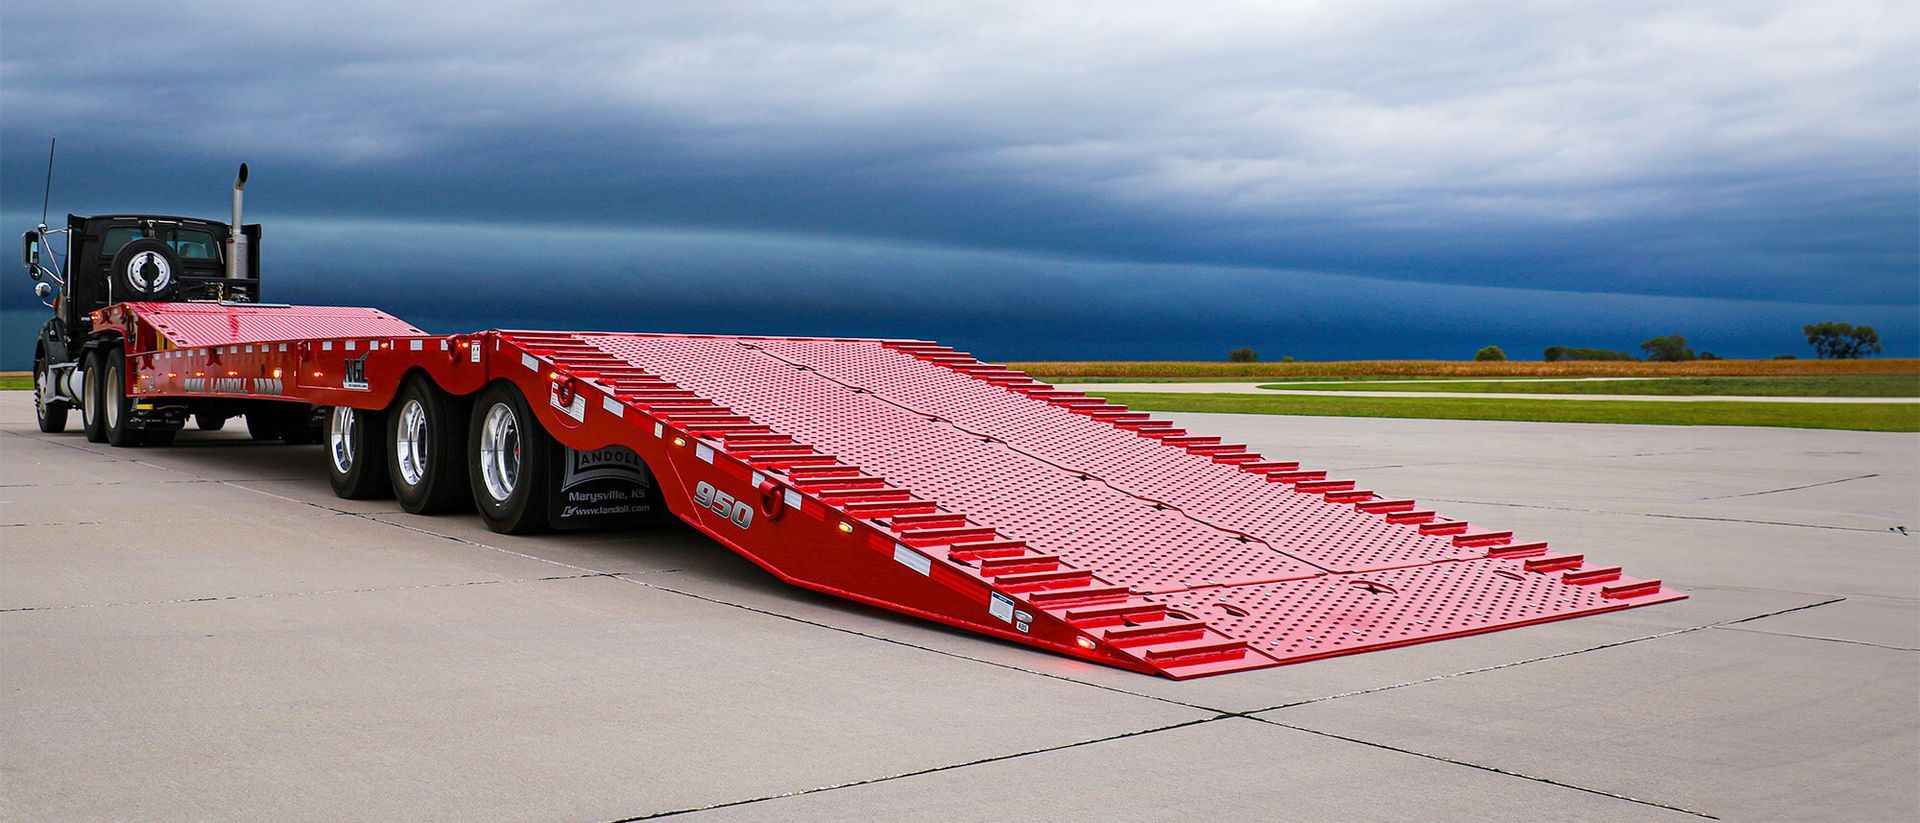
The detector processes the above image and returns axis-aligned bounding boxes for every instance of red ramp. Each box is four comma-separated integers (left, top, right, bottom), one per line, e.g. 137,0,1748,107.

505,331,1684,678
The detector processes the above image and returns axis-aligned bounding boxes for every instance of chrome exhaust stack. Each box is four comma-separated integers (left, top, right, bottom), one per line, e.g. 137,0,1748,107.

227,163,249,280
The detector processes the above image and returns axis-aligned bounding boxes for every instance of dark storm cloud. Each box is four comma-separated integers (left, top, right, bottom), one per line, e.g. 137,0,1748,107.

2,1,1915,365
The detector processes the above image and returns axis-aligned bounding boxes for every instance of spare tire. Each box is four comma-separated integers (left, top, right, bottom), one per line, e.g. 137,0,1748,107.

108,238,181,302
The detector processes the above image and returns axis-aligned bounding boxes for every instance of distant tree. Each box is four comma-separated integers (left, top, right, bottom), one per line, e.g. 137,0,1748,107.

1545,346,1635,362
1474,345,1506,362
1638,335,1696,362
1804,322,1882,359
1280,355,1296,363
1228,347,1258,363
1699,351,1721,360
1773,354,1797,360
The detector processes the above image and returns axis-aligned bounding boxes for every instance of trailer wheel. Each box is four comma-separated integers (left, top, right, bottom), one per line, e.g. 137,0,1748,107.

102,347,144,448
246,410,282,441
80,349,108,443
326,406,390,499
386,377,471,514
33,352,68,433
468,382,551,534
195,413,227,431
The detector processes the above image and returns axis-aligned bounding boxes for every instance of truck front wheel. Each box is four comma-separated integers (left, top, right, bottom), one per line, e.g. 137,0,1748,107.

468,382,551,534
326,406,390,499
386,377,471,514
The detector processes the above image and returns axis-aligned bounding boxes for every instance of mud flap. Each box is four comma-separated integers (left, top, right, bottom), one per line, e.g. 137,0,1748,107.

546,444,663,530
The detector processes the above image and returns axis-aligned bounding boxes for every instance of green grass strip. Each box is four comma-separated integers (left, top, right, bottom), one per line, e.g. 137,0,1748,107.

1100,392,1920,432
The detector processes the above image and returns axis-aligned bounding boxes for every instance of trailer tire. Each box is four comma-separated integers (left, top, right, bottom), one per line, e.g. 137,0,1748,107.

326,406,390,499
195,413,227,431
387,377,471,515
34,352,68,434
80,349,108,443
246,410,282,441
468,382,551,534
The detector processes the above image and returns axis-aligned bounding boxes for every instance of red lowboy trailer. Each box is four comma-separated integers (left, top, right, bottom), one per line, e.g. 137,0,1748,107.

22,168,1684,679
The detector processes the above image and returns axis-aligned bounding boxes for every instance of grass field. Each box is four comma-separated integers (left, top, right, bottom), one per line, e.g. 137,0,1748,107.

1100,392,1920,432
1019,358,1920,380
0,372,28,391
1258,375,1920,397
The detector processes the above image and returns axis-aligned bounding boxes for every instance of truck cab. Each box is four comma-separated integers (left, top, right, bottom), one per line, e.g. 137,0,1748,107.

23,164,267,441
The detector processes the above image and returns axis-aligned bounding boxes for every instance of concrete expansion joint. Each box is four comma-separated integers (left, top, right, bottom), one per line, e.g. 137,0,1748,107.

1249,716,1721,819
0,572,613,614
606,715,1233,821
1712,625,1918,653
1699,473,1881,500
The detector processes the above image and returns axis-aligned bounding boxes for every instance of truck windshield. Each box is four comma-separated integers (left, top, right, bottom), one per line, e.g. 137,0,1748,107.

102,226,221,261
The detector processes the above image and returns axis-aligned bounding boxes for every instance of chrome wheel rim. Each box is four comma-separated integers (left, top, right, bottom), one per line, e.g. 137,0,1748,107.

478,402,521,503
33,366,48,421
328,407,357,474
395,399,428,486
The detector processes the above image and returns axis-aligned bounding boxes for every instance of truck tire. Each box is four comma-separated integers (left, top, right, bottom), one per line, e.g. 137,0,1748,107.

468,382,551,534
326,406,390,499
386,376,471,514
246,410,282,441
34,353,68,433
80,349,108,443
108,238,181,302
280,405,321,445
195,412,227,431
102,347,144,447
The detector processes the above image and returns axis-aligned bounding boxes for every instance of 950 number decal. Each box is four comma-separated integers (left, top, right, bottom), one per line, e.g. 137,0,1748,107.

694,480,754,530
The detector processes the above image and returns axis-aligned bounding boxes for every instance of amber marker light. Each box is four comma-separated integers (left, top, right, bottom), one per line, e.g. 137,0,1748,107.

1075,636,1098,651
837,521,855,534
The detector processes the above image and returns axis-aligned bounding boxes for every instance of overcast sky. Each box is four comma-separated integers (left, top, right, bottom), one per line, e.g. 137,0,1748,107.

3,1,1915,365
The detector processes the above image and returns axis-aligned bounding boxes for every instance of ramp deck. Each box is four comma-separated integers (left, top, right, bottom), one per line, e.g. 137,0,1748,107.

504,331,1684,677
109,301,1685,678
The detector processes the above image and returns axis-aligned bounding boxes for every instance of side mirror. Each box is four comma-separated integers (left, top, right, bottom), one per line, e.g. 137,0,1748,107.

22,229,39,277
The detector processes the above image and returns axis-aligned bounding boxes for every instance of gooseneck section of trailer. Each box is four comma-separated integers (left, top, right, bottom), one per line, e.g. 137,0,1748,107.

100,300,1685,679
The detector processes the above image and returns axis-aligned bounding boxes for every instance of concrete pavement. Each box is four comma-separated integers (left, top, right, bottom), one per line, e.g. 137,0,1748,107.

2,393,1915,821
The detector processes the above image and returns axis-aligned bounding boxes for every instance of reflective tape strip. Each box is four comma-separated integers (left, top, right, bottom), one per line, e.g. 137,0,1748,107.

695,443,714,463
893,544,932,576
409,340,423,351
602,396,623,417
521,353,539,371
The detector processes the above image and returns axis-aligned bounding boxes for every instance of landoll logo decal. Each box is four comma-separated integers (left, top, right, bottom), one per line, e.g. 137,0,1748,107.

562,445,648,491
